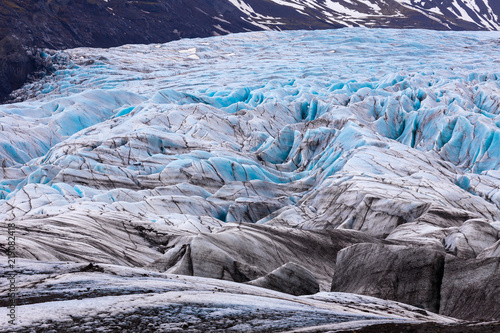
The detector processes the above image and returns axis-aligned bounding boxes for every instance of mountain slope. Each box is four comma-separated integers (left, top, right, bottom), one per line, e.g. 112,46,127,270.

232,0,500,31
1,0,499,51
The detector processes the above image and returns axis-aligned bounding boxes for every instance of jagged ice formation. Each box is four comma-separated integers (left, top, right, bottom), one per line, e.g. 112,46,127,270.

1,28,500,331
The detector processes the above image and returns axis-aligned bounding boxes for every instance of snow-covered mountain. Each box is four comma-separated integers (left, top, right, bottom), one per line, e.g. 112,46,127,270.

2,0,499,51
1,28,500,331
230,0,500,30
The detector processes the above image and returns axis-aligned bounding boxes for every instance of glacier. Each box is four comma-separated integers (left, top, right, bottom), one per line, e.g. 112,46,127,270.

2,28,500,331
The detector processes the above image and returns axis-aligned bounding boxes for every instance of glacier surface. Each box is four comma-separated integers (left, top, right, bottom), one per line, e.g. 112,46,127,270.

2,28,500,330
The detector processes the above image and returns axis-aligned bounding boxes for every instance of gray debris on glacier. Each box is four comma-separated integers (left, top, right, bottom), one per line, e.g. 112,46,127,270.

0,259,456,332
1,28,500,330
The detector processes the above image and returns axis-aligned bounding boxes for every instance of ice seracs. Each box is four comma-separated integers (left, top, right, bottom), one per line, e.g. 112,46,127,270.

1,28,500,329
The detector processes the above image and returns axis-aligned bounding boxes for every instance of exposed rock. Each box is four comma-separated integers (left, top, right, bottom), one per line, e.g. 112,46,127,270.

440,257,500,320
0,0,257,50
247,262,320,296
0,34,65,102
331,243,446,313
0,35,36,101
79,262,105,272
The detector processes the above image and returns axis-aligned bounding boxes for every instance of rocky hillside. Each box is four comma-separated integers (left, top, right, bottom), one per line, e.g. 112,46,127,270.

2,0,499,50
0,0,500,49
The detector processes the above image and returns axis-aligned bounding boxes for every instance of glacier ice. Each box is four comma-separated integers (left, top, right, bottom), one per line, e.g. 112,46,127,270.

0,259,459,332
2,28,500,328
